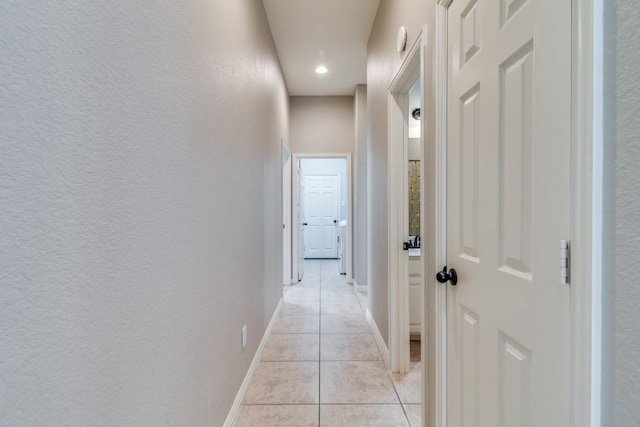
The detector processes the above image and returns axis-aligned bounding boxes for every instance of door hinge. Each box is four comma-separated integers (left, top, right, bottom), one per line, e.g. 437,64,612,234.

560,240,570,285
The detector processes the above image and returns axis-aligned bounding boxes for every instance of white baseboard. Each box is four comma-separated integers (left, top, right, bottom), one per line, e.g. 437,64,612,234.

365,308,390,368
223,298,283,427
353,280,368,293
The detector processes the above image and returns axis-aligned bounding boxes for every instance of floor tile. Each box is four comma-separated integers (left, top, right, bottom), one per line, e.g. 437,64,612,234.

320,288,358,302
355,286,369,311
319,404,409,427
321,315,370,334
281,300,320,315
321,279,350,290
403,404,422,427
391,363,422,404
244,362,319,404
262,334,319,361
321,300,363,315
295,274,321,284
272,314,319,334
320,361,399,404
235,405,318,427
284,286,321,302
237,261,426,426
320,333,381,361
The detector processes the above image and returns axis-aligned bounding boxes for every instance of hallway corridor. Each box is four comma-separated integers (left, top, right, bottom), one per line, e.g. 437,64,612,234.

234,260,421,426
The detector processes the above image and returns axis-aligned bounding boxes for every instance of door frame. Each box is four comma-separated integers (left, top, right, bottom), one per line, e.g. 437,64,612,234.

292,153,353,284
282,141,292,287
431,0,603,426
388,27,426,375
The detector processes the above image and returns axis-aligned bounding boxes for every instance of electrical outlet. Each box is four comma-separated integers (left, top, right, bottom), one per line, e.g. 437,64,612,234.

242,325,247,349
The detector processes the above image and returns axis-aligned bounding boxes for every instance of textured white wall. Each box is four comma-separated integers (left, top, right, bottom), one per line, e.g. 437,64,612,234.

366,0,432,344
602,0,640,424
289,96,355,154
0,1,288,425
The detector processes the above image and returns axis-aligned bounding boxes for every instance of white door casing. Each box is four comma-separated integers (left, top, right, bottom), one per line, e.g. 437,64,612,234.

297,166,305,280
388,28,426,375
282,146,292,287
304,174,340,259
445,0,571,426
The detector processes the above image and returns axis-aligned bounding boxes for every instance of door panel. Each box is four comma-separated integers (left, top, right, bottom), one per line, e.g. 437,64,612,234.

459,84,480,262
498,331,533,427
304,174,339,259
446,0,571,425
498,41,534,278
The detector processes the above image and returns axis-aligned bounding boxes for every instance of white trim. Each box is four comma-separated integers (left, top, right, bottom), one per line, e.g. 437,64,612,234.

291,153,353,284
388,28,425,375
410,324,421,336
223,298,283,427
346,153,354,284
365,308,390,367
292,161,303,282
282,140,292,288
432,4,450,427
590,0,603,423
571,0,602,425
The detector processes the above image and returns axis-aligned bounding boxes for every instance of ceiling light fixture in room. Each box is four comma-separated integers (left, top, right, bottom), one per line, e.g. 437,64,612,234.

315,65,328,74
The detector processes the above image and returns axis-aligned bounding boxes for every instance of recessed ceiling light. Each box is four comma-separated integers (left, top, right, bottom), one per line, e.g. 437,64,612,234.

315,65,328,74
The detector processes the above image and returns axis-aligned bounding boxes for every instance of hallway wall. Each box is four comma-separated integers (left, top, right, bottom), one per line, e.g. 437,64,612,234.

602,0,640,424
0,1,288,425
366,0,433,344
354,85,368,289
289,96,355,154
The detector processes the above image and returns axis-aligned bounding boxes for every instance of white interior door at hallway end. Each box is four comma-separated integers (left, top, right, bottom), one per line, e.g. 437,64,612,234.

304,174,339,259
445,0,571,425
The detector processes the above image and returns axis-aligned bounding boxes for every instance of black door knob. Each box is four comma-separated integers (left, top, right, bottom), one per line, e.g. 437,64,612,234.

436,266,458,286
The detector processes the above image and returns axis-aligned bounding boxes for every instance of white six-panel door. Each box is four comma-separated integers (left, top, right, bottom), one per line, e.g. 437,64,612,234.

304,174,339,259
446,0,571,425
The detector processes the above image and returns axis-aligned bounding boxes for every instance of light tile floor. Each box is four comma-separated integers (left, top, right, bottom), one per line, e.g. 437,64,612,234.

235,260,423,427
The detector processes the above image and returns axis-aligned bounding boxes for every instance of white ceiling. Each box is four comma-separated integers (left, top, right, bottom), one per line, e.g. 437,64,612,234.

263,0,381,96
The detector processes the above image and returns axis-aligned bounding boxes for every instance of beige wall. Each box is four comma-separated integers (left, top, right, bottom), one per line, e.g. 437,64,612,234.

290,96,355,154
354,85,368,288
366,0,434,344
0,1,288,425
602,0,640,424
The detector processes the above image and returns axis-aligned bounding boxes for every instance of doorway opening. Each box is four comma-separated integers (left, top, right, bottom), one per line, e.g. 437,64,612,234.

387,26,429,426
407,80,423,368
291,154,352,285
